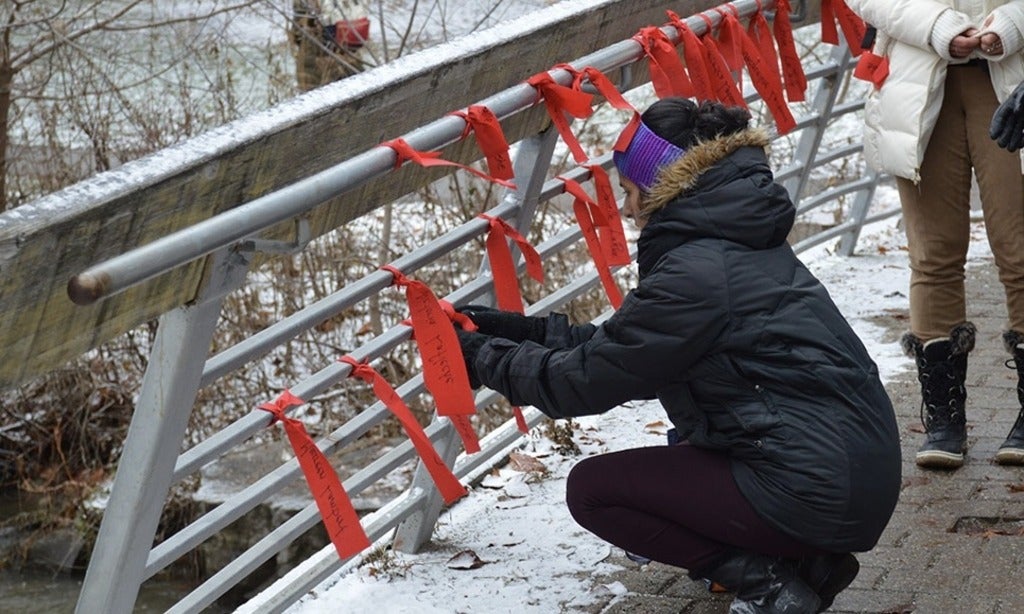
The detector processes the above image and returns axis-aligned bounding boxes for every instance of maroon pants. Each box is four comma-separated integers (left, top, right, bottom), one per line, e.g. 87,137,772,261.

565,444,820,573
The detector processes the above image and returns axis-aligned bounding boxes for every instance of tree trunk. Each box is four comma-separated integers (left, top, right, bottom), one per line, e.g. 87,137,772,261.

0,64,11,212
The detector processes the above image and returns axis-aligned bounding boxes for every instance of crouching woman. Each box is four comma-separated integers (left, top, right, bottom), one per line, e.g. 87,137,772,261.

455,98,901,614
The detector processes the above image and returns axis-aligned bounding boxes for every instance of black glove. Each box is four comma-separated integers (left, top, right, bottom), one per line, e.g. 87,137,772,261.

991,81,1024,152
455,328,491,389
456,304,546,344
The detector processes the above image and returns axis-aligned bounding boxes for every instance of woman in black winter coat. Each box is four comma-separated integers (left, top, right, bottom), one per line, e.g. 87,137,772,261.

454,98,902,614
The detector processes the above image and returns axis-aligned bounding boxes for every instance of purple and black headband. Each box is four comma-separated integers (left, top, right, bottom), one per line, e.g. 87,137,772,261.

613,117,687,192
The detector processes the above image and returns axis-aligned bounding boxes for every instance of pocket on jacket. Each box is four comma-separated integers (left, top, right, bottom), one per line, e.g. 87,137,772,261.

723,385,783,434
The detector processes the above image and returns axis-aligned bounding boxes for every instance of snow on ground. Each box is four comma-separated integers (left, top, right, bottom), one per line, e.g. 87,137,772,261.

279,183,999,614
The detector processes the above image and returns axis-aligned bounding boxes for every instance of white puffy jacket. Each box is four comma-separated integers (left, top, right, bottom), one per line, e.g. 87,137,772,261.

846,0,1024,181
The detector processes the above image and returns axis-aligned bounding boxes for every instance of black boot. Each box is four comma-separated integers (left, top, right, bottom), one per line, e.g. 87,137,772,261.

996,330,1024,465
796,552,859,612
901,323,975,469
698,551,820,614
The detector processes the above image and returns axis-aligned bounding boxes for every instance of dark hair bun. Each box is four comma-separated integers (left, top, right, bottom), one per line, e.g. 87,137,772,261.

640,98,751,148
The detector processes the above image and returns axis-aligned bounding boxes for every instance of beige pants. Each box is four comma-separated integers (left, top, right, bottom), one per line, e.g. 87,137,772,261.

896,63,1024,341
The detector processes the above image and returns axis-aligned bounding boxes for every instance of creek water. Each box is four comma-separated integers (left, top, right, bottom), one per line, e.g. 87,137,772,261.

0,571,193,614
0,491,230,613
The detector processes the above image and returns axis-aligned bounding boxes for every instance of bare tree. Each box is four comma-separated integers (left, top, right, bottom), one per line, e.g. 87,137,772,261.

0,0,276,211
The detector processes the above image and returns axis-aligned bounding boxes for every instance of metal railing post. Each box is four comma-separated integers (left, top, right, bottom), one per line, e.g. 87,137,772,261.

75,247,253,614
782,39,855,207
392,126,561,554
838,167,881,255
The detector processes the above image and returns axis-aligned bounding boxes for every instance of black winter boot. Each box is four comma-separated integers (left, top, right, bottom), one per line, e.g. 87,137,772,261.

901,323,975,469
698,552,820,614
996,330,1024,465
796,552,859,612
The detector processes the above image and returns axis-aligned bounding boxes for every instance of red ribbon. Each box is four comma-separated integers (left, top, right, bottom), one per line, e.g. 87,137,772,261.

822,0,867,57
748,5,783,90
613,112,642,154
854,52,889,89
572,66,636,113
381,265,481,453
698,18,746,108
469,216,542,436
557,177,623,309
725,13,795,134
586,165,631,267
259,391,371,559
339,356,468,504
526,71,595,164
381,138,516,189
713,7,745,73
450,105,515,181
633,26,695,99
773,0,807,102
478,214,544,314
666,13,714,102
821,0,839,45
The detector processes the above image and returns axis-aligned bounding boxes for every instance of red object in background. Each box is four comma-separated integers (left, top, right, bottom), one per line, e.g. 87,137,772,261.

335,17,370,48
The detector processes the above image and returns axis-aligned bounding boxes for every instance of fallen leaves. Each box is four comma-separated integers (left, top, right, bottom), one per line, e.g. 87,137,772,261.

446,550,488,570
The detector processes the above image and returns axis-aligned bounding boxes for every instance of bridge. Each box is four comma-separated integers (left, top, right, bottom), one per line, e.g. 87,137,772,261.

7,1,1017,612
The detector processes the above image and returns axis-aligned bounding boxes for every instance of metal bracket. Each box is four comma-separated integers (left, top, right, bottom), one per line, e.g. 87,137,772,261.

244,216,312,255
577,65,635,97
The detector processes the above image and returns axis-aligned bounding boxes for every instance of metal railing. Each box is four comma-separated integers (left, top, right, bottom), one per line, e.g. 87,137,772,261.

69,1,893,612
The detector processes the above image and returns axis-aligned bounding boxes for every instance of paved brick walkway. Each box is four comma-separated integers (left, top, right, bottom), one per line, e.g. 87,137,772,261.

579,256,1024,613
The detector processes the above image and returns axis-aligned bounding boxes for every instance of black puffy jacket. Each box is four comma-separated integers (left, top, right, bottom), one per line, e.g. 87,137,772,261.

474,129,901,552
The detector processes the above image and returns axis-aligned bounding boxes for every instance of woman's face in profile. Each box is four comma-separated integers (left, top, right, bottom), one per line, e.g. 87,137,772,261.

618,176,646,230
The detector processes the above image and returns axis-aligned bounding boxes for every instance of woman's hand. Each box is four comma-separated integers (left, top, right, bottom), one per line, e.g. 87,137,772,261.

454,328,490,389
979,31,1003,55
456,305,546,344
990,81,1024,152
950,28,980,58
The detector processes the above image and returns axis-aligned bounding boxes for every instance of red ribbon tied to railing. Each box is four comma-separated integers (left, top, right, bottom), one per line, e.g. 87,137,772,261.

339,356,468,504
773,0,808,102
380,265,481,453
259,390,371,559
747,4,783,90
585,165,631,267
571,66,636,113
696,14,746,107
633,26,695,100
381,138,516,189
526,70,594,164
665,15,714,102
450,105,515,182
854,51,889,89
821,0,867,57
557,176,623,309
716,12,796,134
713,6,745,73
476,213,543,434
478,214,544,314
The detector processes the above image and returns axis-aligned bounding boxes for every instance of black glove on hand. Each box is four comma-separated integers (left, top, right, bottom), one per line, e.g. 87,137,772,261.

991,81,1024,152
456,304,546,344
455,328,490,389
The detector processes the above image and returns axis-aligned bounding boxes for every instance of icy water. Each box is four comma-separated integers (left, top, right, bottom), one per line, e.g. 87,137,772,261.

0,572,195,614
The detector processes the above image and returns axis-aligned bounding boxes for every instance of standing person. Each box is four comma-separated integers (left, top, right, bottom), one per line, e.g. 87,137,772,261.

846,0,1024,469
454,98,901,614
291,0,370,92
990,79,1024,464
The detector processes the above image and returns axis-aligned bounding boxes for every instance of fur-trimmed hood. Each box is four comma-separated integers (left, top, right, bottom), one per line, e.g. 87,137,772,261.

642,128,773,213
635,128,795,277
